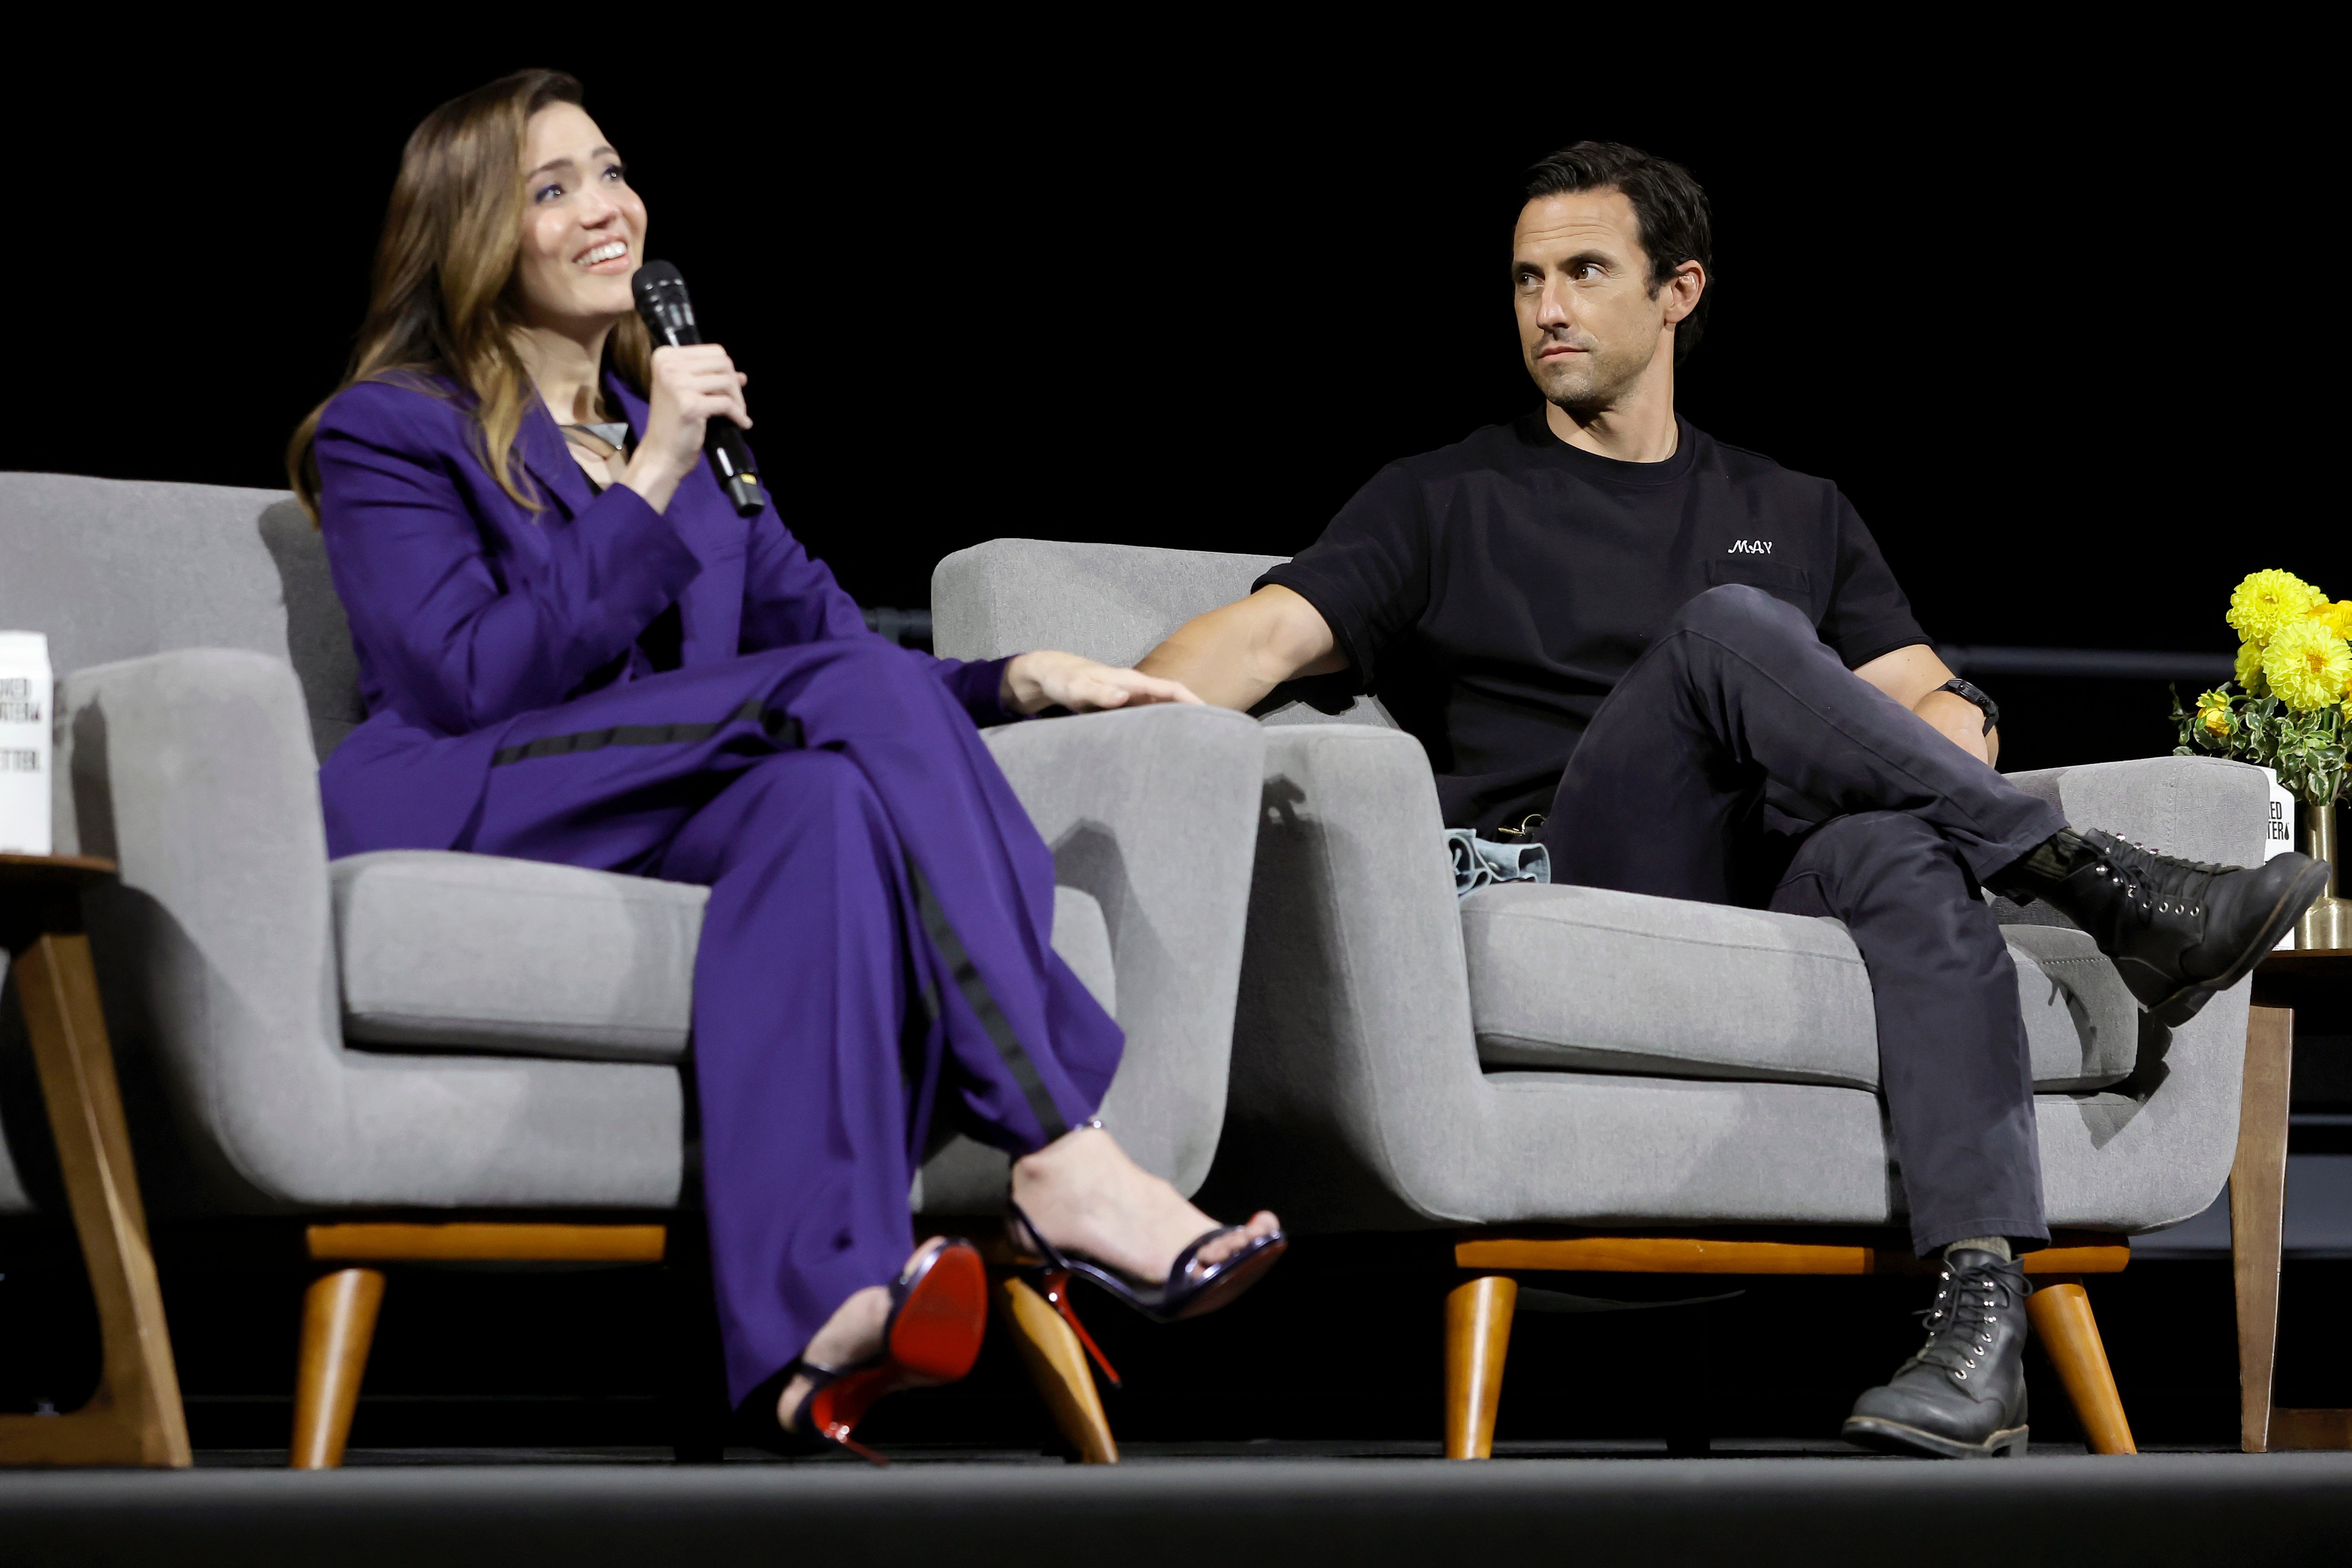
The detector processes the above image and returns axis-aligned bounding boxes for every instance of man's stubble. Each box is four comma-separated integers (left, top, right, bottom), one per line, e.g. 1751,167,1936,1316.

1527,332,1654,424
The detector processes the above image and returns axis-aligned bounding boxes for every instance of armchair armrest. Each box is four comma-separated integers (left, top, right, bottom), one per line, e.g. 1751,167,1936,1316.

978,703,1264,1195
53,649,348,1206
2001,754,2268,873
1199,723,1490,1230
2000,754,2272,1233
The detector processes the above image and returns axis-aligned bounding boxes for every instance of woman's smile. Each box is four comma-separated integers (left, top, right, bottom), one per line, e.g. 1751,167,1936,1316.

575,238,630,272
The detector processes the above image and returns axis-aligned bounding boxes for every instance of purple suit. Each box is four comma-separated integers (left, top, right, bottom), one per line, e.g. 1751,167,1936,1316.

312,372,1122,1404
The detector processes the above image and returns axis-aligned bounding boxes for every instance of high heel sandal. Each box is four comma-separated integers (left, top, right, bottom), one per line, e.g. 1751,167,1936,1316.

1004,1196,1287,1387
763,1236,988,1465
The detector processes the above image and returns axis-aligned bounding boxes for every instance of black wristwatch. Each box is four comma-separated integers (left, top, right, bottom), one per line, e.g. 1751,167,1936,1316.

1936,676,2000,734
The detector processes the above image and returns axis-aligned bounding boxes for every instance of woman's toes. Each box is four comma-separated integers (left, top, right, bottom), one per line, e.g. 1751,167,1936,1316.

1194,1211,1281,1269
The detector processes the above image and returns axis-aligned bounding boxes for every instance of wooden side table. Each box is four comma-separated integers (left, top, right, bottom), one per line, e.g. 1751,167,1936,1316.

0,853,190,1466
2234,948,2352,1453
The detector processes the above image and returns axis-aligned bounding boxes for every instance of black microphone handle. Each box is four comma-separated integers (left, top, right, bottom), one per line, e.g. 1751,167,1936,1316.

701,417,764,518
632,262,764,517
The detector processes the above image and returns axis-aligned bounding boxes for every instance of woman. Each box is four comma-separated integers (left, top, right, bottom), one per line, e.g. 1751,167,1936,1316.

293,69,1284,1455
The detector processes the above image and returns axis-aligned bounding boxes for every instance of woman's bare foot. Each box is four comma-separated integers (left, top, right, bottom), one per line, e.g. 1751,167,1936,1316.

1009,1124,1280,1285
775,1238,950,1433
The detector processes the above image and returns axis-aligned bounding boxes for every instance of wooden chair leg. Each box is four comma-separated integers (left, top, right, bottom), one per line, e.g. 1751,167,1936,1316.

1445,1275,1517,1459
2231,1004,2294,1453
2027,1275,2135,1454
995,1275,1117,1464
0,931,191,1467
291,1267,385,1470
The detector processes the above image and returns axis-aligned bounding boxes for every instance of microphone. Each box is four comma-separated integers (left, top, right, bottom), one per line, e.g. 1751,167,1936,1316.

631,261,764,517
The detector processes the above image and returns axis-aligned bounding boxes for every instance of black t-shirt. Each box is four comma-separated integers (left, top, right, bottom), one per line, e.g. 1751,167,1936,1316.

1257,412,1929,834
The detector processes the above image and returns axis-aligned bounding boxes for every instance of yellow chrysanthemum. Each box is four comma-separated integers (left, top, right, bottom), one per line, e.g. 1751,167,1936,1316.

2196,689,2233,739
2228,569,2325,644
2312,599,2352,638
2235,640,2266,692
2261,619,2352,711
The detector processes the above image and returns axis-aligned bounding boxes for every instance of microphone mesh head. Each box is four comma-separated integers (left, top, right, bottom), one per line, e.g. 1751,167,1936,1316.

631,261,696,343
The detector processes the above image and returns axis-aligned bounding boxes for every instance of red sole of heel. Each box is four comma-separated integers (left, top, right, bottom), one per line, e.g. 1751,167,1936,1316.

888,1242,988,1383
808,1365,896,1455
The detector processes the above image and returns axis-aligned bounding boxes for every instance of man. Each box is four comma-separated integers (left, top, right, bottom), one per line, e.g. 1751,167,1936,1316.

1137,141,2327,1458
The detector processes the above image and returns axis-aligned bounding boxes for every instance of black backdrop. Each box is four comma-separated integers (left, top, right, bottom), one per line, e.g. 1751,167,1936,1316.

3,52,2329,768
4,40,2347,1455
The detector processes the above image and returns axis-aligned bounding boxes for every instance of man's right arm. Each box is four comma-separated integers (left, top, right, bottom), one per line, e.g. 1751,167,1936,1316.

1134,584,1349,712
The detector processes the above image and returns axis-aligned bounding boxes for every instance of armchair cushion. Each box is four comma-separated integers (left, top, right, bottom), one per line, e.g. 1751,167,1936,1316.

331,853,702,1063
1461,882,2138,1092
333,850,1114,1066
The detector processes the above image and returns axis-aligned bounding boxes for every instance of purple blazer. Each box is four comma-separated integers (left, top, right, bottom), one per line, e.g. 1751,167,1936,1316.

311,372,1014,857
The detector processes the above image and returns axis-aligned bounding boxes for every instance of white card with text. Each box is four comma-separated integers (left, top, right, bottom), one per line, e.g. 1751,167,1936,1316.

0,631,54,857
2259,766,2294,949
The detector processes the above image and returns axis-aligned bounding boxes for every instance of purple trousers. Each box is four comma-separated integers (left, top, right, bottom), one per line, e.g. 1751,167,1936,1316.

461,639,1122,1404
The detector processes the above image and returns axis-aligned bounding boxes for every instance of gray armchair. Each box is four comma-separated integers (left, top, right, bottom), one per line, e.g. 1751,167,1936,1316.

935,537,2266,1458
0,476,1265,1467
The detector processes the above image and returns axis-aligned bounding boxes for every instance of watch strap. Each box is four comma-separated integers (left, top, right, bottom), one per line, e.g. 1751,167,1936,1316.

1936,677,1999,734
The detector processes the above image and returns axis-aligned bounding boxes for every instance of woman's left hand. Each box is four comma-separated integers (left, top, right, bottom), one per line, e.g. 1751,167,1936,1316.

1002,651,1203,715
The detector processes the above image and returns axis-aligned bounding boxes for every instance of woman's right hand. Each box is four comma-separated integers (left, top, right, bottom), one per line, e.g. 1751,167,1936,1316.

621,343,750,513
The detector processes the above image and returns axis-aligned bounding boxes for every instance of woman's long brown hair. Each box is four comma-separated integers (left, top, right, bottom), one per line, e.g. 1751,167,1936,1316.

288,69,653,520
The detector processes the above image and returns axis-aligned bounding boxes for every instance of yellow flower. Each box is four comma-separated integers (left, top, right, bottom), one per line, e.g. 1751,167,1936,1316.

2235,640,2266,692
2228,569,2325,644
2312,599,2352,638
2261,619,2352,711
2197,690,2233,739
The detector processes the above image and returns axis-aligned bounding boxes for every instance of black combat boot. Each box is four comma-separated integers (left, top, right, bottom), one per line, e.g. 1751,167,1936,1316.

1843,1249,2032,1459
1994,830,2328,1027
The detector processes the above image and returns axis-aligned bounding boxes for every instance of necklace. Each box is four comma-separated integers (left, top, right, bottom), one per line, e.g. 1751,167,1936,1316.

560,421,631,456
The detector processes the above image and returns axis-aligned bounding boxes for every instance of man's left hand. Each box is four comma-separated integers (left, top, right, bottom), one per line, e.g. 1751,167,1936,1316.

1854,645,1999,767
1914,687,1996,766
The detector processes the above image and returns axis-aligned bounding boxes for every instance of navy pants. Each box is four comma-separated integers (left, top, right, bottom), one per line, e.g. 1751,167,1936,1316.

467,639,1121,1405
1538,586,2067,1252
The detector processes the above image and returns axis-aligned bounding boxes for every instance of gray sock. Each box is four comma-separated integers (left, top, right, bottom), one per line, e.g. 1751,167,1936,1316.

1945,1235,2012,1263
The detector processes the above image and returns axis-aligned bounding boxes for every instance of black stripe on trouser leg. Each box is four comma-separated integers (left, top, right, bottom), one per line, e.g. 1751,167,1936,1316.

898,927,945,1135
904,849,1068,1144
901,949,943,1091
492,699,804,766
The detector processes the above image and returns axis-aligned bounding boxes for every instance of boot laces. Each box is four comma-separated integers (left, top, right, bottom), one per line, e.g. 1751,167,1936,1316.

1907,1264,2017,1382
2090,833,2223,922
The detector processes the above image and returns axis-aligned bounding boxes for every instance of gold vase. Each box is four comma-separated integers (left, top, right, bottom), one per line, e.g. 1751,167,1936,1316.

2299,802,2351,950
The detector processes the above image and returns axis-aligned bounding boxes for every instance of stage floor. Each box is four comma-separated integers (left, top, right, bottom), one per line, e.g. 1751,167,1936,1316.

3,1447,2346,1566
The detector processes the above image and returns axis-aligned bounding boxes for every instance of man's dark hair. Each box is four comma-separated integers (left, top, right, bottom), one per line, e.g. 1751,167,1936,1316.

1523,142,1714,365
